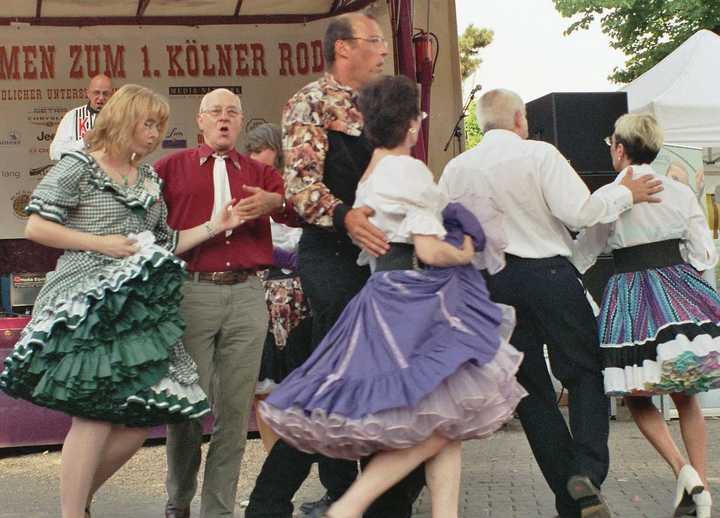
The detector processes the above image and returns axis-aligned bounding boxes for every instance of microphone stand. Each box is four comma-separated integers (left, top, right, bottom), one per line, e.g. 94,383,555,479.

443,85,482,152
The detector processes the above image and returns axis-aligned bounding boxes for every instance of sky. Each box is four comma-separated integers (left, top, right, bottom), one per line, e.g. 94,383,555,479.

455,0,628,103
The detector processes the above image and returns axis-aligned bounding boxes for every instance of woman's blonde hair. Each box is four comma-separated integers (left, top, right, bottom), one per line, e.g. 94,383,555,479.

613,113,663,165
85,84,169,164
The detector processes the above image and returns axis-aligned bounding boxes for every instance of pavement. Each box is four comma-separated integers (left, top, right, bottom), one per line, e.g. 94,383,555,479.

1,416,719,518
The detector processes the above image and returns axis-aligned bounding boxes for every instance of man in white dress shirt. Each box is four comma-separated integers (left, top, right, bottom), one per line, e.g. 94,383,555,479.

49,74,112,160
440,89,662,518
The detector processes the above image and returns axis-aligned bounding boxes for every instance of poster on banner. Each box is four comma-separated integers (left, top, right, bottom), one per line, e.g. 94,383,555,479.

650,144,718,287
650,144,705,199
0,15,395,239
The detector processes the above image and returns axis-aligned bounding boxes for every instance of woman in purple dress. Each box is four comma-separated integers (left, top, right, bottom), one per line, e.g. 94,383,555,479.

259,75,526,518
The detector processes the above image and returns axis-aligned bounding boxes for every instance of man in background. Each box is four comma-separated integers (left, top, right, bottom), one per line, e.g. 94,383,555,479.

49,74,112,160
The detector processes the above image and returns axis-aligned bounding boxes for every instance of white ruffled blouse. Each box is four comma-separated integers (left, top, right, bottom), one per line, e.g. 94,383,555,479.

572,163,717,273
354,155,448,270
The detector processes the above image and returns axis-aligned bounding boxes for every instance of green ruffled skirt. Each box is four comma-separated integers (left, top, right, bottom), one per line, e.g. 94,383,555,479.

0,241,210,427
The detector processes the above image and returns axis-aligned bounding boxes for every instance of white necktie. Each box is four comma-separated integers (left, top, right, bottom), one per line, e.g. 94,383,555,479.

212,154,232,237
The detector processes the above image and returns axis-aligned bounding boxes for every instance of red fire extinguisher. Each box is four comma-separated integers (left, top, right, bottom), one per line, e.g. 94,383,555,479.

413,31,435,80
412,30,438,160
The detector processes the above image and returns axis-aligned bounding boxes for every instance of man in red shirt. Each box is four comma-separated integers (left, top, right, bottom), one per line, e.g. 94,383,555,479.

157,88,297,518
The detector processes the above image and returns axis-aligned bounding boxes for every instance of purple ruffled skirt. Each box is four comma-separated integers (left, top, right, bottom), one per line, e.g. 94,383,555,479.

259,263,526,460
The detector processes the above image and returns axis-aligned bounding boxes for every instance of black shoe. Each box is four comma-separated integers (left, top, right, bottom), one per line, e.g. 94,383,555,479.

164,502,191,518
566,475,611,518
299,493,335,517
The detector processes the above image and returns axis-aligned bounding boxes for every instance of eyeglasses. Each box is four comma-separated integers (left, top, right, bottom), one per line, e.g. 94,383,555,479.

202,106,241,119
344,35,388,46
142,120,162,131
604,136,613,147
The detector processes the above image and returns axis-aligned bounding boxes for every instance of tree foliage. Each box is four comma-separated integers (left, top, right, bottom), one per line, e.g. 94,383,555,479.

459,24,494,80
553,0,720,83
464,99,483,149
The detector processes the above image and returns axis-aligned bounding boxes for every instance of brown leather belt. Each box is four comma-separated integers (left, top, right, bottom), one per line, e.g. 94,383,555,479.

191,270,256,285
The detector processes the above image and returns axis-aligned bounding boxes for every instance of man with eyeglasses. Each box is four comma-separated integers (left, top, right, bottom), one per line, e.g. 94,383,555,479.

245,12,425,518
156,88,298,518
49,74,113,160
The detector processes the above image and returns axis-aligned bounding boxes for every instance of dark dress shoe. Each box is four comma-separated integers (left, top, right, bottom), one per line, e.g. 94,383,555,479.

566,475,611,518
165,503,190,518
299,493,335,517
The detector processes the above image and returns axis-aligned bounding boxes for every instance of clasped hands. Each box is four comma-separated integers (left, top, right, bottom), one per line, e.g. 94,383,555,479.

210,185,284,232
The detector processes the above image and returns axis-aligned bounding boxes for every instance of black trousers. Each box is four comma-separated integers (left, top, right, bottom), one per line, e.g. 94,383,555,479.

485,256,610,518
245,229,425,518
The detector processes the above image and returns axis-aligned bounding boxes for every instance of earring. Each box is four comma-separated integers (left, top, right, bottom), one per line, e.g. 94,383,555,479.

130,152,137,162
408,128,418,135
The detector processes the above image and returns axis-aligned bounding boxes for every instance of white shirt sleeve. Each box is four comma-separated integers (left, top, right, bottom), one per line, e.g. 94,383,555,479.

372,157,447,239
49,110,84,161
440,158,509,274
438,160,461,201
540,147,633,231
570,223,612,274
683,195,718,271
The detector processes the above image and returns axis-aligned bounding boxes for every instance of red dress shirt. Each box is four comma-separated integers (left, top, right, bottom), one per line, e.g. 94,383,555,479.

155,144,297,272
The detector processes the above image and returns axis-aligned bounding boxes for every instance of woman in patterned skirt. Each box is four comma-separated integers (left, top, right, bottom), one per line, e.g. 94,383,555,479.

573,114,719,518
0,84,247,518
246,123,311,452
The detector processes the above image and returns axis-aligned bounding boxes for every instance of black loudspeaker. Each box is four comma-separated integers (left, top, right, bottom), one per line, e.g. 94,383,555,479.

526,92,628,305
526,92,628,174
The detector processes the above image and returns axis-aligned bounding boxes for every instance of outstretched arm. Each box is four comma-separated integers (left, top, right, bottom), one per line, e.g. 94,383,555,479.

175,199,247,255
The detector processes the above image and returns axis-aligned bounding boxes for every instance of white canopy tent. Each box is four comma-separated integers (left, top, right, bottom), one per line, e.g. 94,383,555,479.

622,29,720,416
621,29,720,168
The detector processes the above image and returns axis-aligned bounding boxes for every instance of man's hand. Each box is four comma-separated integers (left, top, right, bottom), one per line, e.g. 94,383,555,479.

620,166,663,203
92,235,138,258
345,206,389,257
233,185,283,221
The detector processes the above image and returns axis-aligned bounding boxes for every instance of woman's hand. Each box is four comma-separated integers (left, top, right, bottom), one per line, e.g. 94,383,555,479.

210,199,246,233
458,235,475,263
414,234,475,267
92,235,139,258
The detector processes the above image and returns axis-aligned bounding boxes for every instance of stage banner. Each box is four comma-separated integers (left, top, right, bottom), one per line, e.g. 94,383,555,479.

651,144,718,288
0,12,393,239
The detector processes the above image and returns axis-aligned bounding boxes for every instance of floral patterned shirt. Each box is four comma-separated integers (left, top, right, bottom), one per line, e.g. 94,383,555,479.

282,73,365,228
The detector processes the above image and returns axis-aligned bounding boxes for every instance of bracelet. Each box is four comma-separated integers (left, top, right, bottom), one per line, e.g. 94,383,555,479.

204,221,217,239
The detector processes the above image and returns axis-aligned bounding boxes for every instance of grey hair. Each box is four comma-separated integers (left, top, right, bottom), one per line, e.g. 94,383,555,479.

245,123,284,170
476,89,525,132
198,88,242,114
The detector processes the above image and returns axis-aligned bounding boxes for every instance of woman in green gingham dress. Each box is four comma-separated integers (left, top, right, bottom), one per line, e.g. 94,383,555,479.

0,85,247,518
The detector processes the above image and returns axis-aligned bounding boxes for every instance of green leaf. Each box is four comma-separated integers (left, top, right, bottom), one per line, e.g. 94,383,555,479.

459,24,494,80
552,0,720,83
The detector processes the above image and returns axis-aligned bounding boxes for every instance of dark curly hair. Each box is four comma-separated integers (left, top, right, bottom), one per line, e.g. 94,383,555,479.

358,75,421,149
